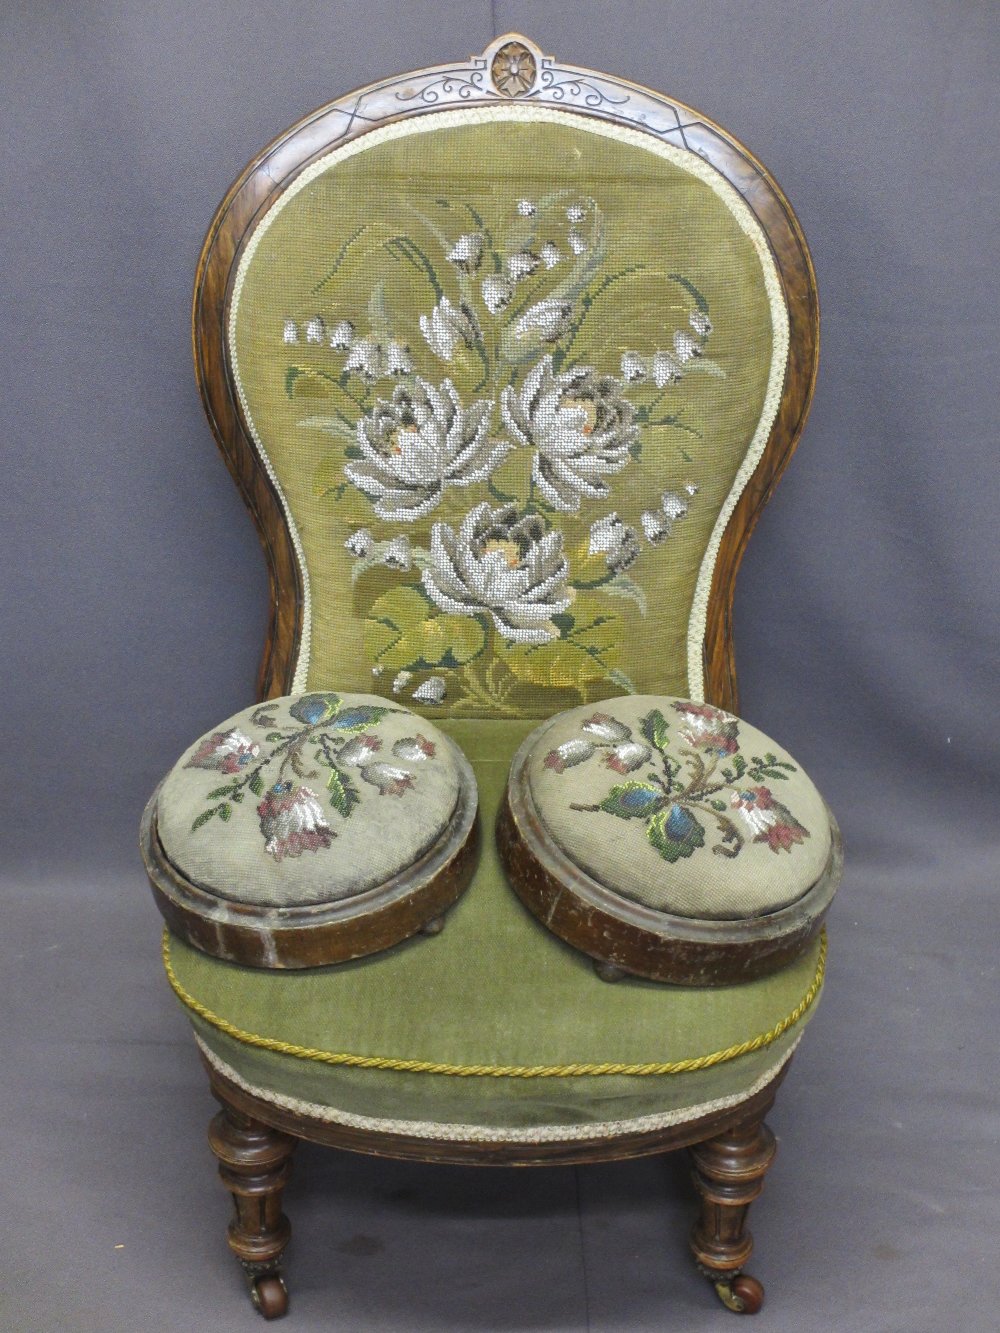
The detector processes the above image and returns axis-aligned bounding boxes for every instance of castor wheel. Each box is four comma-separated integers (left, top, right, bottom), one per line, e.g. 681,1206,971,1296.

713,1274,764,1315
420,914,446,936
250,1274,288,1319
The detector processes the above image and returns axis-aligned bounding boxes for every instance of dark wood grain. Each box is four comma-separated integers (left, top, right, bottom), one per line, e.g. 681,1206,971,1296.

689,1101,778,1313
208,1098,297,1317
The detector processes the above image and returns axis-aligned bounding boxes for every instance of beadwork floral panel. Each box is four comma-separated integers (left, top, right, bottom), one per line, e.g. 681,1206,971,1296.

230,107,787,718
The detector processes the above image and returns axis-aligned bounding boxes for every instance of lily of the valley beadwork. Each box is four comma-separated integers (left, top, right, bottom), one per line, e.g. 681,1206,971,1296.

544,703,810,864
283,192,726,713
185,694,436,861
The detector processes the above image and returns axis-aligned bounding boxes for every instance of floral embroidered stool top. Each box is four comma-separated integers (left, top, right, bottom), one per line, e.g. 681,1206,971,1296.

500,696,841,984
146,692,478,967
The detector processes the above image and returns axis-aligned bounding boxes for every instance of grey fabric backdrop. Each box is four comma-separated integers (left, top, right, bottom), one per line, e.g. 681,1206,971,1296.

3,1,998,1329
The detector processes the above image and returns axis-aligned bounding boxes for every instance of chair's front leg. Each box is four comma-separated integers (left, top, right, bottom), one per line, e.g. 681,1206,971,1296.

688,1106,777,1315
208,1097,298,1319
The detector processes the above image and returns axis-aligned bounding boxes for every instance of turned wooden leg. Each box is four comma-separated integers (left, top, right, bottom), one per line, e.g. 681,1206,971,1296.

688,1106,777,1315
208,1097,298,1319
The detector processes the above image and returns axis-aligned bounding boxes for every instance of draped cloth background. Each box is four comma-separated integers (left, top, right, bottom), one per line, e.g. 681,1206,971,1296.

2,2,997,1329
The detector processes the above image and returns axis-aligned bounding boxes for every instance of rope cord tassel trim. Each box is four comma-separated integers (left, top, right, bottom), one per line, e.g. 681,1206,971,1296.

162,929,826,1079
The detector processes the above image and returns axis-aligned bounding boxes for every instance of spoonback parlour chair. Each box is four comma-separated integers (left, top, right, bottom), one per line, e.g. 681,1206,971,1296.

156,34,828,1319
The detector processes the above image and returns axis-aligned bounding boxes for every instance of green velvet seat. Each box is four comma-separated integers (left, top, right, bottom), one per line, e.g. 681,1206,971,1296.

166,720,824,1142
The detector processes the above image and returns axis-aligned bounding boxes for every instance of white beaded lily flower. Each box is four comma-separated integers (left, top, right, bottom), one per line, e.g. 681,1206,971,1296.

421,502,571,644
446,233,484,274
419,298,480,362
513,298,574,343
501,356,636,512
620,351,646,382
481,274,514,315
652,350,683,386
412,676,447,704
689,309,713,337
345,528,374,558
540,241,560,269
588,513,640,574
329,320,354,350
673,330,702,363
506,250,541,281
346,378,507,521
345,336,386,380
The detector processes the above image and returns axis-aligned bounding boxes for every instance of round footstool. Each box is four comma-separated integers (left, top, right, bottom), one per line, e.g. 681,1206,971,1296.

498,697,841,985
142,692,478,968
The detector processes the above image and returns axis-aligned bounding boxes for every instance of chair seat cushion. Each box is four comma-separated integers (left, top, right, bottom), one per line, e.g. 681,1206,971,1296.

523,697,833,920
164,719,827,1144
147,693,478,967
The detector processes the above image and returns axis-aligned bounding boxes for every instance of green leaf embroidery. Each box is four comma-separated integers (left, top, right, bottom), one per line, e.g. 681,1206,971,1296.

207,784,233,799
683,357,726,379
666,272,709,313
217,803,232,822
639,709,671,753
249,771,265,797
647,807,706,863
364,587,486,671
603,573,648,616
327,705,393,733
326,765,360,819
191,808,216,831
598,782,665,820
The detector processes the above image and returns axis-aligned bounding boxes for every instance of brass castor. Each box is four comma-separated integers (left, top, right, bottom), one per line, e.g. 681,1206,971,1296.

420,914,446,936
250,1273,288,1319
713,1274,764,1315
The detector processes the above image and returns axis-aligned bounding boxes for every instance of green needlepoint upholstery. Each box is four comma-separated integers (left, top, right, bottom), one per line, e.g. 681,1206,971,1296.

229,109,787,717
157,693,464,908
166,720,825,1137
524,697,833,920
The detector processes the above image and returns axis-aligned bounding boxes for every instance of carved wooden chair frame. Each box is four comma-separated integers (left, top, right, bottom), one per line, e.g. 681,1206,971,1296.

189,34,819,1319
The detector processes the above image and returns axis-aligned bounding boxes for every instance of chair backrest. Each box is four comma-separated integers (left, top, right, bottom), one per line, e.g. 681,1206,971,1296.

195,35,818,719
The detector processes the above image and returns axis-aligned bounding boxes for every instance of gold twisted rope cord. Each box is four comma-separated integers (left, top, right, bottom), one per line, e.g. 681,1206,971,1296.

162,929,826,1079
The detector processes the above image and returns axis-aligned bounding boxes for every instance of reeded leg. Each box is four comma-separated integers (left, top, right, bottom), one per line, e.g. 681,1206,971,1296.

688,1107,777,1315
208,1097,298,1319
